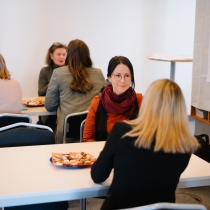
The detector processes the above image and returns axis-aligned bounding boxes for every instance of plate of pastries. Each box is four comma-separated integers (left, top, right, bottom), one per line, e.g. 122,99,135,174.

50,152,96,167
22,98,44,107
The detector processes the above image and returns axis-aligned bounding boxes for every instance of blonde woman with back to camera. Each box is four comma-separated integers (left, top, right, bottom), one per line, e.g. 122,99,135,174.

0,54,22,113
91,79,199,210
45,39,106,144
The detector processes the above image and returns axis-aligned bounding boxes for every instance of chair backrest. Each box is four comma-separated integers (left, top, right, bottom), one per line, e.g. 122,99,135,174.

63,111,88,143
0,122,53,132
80,119,86,142
0,113,32,128
0,123,67,209
124,202,207,210
0,123,55,148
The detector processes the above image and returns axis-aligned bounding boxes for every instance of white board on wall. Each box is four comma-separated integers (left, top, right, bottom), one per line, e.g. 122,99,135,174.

191,0,210,112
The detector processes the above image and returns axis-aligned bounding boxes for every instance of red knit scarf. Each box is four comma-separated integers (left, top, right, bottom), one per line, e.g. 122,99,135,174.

100,84,137,118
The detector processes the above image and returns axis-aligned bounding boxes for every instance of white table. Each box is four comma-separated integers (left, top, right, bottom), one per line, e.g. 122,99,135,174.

0,142,209,208
21,97,56,116
21,106,56,116
147,54,193,81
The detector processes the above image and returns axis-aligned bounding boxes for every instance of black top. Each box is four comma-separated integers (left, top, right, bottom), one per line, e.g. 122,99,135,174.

95,99,139,141
91,122,191,210
38,63,60,96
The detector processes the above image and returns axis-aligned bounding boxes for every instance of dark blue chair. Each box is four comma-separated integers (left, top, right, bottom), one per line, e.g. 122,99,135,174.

63,111,88,143
0,113,32,128
0,123,68,210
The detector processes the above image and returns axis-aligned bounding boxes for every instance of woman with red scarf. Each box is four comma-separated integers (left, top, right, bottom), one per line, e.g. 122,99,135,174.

83,56,143,142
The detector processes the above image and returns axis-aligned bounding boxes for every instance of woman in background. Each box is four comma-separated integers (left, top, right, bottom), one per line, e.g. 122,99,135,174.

83,56,143,142
38,42,67,96
38,42,67,130
91,79,199,210
45,39,106,144
0,54,22,113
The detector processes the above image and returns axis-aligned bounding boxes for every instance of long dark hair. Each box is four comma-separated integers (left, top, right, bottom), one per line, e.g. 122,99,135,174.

65,39,93,93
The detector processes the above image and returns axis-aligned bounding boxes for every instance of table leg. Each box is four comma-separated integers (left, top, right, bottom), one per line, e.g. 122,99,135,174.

80,198,86,210
170,62,176,81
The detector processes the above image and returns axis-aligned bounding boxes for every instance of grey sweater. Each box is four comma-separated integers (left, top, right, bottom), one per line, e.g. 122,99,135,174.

45,66,106,143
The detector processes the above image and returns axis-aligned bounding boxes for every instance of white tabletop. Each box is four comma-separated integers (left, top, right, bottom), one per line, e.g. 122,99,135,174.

147,54,193,81
0,142,209,208
21,97,56,116
147,54,193,62
21,106,56,116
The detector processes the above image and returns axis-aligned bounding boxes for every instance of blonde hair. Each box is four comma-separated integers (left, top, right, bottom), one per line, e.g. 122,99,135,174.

0,54,10,80
124,79,198,153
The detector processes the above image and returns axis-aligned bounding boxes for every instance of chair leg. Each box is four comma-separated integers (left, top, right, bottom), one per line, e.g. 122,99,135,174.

80,198,86,210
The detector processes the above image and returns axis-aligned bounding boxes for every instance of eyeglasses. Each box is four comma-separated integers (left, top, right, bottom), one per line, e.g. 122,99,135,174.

112,74,132,81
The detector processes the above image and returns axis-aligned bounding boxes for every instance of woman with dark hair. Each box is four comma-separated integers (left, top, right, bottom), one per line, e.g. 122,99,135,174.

38,42,67,96
91,79,199,210
45,39,106,144
37,42,67,130
83,56,143,142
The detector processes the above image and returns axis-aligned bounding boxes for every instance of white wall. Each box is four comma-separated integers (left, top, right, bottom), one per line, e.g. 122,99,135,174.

0,0,195,114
